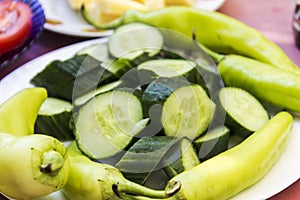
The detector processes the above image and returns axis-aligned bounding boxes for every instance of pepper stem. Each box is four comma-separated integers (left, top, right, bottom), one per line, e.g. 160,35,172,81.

112,180,181,199
40,150,64,174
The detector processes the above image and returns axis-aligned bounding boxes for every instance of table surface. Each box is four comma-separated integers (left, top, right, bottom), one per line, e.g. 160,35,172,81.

0,0,299,199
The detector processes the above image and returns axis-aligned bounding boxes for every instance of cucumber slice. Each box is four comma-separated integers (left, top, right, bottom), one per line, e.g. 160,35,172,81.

164,137,200,178
140,77,190,136
108,23,163,60
76,43,109,62
115,136,178,185
73,80,123,108
34,98,74,141
31,54,116,101
75,90,148,159
219,87,269,139
193,126,230,161
161,85,216,140
142,77,189,116
137,59,206,89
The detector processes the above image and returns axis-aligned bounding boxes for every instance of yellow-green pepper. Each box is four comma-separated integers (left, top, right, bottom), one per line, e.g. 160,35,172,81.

164,111,293,200
0,87,47,135
63,142,181,200
0,88,70,199
217,54,300,113
82,6,299,74
0,132,69,200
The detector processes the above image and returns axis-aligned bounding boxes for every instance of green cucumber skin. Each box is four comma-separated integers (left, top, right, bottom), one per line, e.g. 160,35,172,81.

116,136,177,185
34,112,74,141
142,77,189,117
31,55,117,101
224,112,253,139
137,61,208,93
193,126,230,161
218,55,300,113
217,87,270,139
164,138,200,178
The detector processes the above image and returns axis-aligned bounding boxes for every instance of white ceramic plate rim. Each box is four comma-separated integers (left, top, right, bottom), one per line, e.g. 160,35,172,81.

0,38,299,200
39,0,226,38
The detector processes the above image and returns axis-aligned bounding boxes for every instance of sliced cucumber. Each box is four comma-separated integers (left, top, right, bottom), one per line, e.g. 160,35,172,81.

75,90,148,159
140,77,190,136
73,80,123,108
31,54,116,101
142,77,189,117
161,84,216,140
218,87,269,139
108,23,163,60
193,126,230,161
76,43,109,62
78,42,135,80
163,137,200,178
115,136,178,185
137,59,206,88
34,98,74,141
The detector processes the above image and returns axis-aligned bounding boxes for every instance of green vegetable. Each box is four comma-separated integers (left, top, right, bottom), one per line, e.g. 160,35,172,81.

115,136,178,185
161,84,215,140
75,90,149,159
73,80,123,108
63,141,181,200
141,77,189,125
218,87,270,138
115,136,199,185
108,22,163,61
163,137,200,178
83,6,299,74
34,97,74,141
0,133,69,200
193,126,230,161
165,111,293,200
137,59,206,90
30,55,116,101
0,87,47,135
217,55,300,114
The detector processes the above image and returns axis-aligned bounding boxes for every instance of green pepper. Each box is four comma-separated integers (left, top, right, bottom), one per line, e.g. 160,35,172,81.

0,87,47,135
161,111,292,200
62,142,181,200
0,132,69,200
83,6,299,74
216,54,300,113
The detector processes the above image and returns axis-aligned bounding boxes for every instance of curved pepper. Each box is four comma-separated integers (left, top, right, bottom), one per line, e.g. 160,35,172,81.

83,6,299,74
0,133,70,200
163,111,293,200
217,54,300,113
0,87,47,135
63,142,181,200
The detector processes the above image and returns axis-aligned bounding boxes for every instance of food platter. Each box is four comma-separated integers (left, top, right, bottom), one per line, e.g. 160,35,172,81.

0,38,299,200
39,0,226,38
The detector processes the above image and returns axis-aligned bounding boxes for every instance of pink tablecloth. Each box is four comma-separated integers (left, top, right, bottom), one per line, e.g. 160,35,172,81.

0,0,299,199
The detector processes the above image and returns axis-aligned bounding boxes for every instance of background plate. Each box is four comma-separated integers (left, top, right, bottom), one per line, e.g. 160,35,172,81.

39,0,226,37
0,38,299,200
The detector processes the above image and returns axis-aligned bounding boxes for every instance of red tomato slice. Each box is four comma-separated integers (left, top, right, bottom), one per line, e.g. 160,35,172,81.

0,1,32,55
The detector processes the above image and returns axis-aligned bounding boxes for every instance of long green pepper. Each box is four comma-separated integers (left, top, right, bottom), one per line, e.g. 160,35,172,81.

165,112,293,200
82,6,299,74
63,142,181,200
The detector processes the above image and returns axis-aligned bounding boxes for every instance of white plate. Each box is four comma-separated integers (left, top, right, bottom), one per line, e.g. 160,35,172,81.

1,38,299,200
39,0,226,37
